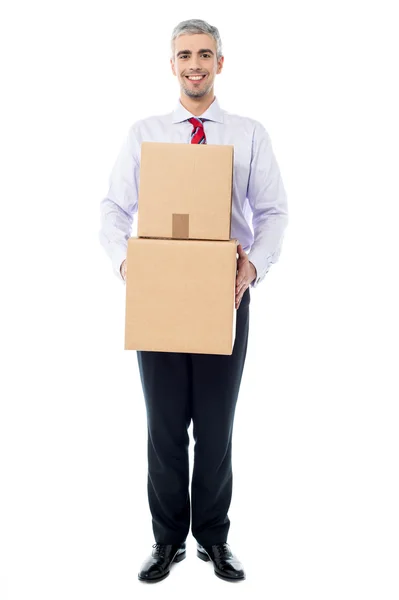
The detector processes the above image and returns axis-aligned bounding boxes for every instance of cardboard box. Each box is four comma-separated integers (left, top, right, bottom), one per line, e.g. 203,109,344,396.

137,142,234,241
125,237,238,355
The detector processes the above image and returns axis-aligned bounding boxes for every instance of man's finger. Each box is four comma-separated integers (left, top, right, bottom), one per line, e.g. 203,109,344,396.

236,279,246,294
236,286,244,304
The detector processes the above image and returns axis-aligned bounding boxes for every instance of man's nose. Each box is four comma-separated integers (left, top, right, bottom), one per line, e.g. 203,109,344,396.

188,59,202,71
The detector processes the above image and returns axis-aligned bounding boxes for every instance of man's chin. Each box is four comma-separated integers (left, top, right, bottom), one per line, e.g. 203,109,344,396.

182,86,209,99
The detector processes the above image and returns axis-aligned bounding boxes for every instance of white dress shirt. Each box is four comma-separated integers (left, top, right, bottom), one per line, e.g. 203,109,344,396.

99,96,288,287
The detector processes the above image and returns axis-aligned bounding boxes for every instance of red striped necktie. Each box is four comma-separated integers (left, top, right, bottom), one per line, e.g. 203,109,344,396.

188,117,207,144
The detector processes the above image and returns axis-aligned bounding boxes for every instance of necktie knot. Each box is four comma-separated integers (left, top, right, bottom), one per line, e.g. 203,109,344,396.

188,117,204,127
188,117,207,144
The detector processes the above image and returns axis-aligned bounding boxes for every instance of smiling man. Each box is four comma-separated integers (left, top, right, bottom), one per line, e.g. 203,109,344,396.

99,18,288,583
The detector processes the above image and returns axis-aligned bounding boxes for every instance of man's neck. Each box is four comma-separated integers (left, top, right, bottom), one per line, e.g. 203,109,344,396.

179,92,215,117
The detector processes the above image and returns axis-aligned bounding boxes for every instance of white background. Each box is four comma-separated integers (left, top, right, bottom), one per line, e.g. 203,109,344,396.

1,1,398,598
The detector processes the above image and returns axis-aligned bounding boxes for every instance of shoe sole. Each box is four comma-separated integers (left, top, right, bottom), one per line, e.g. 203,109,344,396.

197,549,245,582
138,550,186,583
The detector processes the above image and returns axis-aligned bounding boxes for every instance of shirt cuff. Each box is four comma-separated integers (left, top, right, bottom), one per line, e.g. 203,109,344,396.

247,252,270,288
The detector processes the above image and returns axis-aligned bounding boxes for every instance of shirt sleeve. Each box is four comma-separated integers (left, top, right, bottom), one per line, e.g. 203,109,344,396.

99,125,140,282
246,121,289,288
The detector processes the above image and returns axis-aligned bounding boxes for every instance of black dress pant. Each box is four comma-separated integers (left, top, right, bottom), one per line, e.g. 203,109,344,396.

136,286,250,547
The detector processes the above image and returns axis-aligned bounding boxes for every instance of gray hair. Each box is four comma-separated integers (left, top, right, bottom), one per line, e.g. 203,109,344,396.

171,19,223,60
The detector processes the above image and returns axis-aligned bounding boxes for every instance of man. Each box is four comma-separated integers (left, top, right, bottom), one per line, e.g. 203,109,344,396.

99,18,288,583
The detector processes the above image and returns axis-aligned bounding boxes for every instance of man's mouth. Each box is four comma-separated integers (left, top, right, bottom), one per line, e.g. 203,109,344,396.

185,74,207,82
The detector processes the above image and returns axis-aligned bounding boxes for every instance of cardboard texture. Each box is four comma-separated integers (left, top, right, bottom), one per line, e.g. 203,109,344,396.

137,142,234,241
125,237,238,355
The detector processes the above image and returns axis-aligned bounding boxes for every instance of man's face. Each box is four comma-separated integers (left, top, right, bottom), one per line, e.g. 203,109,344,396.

170,33,224,99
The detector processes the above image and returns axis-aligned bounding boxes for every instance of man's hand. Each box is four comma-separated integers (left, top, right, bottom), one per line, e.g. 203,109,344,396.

120,259,127,281
236,244,257,309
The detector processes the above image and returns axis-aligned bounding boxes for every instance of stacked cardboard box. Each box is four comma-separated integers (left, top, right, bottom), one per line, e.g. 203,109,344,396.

124,141,238,355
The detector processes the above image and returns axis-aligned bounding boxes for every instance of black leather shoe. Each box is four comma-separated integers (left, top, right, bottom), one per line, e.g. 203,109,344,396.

197,542,245,581
138,542,186,583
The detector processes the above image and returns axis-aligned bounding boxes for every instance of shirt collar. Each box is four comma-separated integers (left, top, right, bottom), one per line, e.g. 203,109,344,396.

172,96,224,124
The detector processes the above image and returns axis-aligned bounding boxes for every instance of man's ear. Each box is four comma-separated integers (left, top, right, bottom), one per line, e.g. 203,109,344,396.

170,58,176,76
216,56,224,75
